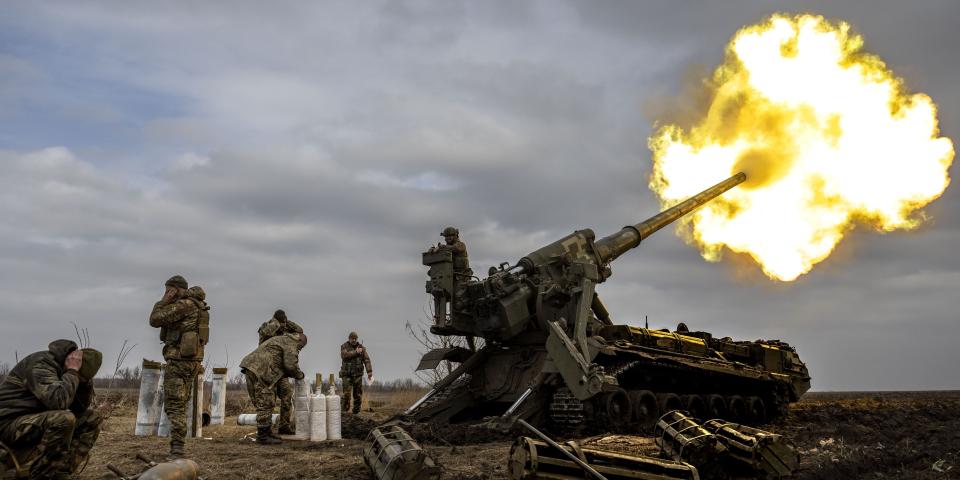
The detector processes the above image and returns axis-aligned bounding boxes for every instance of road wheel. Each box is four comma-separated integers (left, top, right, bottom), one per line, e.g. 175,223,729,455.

726,395,747,422
681,394,706,420
657,393,682,418
603,388,632,429
630,390,659,429
705,394,727,420
746,396,767,424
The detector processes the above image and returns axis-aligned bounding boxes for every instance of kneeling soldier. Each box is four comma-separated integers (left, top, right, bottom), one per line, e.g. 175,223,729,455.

0,340,103,479
240,333,307,445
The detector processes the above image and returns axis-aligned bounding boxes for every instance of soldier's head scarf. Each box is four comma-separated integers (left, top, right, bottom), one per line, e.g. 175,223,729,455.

274,309,287,322
78,348,103,382
186,285,205,300
48,339,78,365
165,275,188,289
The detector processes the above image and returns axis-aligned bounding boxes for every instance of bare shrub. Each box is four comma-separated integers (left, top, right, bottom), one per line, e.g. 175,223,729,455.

405,318,481,386
107,340,137,389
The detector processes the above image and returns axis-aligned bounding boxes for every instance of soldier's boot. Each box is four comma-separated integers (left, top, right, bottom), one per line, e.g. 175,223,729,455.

277,425,295,435
256,427,282,445
169,441,185,459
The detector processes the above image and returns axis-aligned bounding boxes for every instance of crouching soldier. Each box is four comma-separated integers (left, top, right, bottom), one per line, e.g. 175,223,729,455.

0,340,103,479
240,333,307,445
256,309,303,435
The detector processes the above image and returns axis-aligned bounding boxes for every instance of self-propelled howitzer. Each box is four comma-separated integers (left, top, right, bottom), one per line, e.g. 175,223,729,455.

410,172,810,430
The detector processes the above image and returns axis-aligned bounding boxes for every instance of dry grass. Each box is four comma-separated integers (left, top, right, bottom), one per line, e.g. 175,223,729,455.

96,384,428,422
80,390,960,479
79,386,435,480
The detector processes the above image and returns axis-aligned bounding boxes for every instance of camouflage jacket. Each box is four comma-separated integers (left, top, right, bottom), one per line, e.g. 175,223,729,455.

149,287,209,362
240,334,303,387
258,317,303,344
340,342,372,377
437,241,471,274
0,340,95,424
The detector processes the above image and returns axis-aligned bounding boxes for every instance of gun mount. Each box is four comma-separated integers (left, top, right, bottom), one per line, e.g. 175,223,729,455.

410,172,810,431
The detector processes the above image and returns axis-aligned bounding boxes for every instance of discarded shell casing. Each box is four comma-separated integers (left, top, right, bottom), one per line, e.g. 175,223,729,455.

107,457,200,480
186,368,203,438
209,367,228,425
703,419,799,478
654,411,727,478
508,436,700,480
237,413,279,425
364,425,441,480
138,459,201,480
135,359,163,436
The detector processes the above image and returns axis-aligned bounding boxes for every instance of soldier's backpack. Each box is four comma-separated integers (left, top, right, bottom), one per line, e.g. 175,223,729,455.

179,298,210,359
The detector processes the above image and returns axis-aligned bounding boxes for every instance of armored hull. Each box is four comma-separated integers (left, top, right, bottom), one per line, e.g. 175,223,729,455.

406,324,809,430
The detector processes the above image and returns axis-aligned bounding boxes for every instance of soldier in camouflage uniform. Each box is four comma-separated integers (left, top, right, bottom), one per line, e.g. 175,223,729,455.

149,275,210,458
256,309,303,435
339,332,373,414
429,227,472,311
0,340,103,479
240,333,307,445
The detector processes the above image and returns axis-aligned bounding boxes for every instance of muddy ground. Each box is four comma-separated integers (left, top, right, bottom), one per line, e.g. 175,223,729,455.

78,391,960,479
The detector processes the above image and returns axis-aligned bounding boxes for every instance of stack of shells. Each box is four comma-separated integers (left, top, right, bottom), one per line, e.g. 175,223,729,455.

291,379,342,441
326,385,341,440
309,391,327,441
294,379,311,440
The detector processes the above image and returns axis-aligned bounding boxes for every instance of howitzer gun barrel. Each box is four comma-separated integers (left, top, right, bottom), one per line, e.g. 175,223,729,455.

595,172,745,263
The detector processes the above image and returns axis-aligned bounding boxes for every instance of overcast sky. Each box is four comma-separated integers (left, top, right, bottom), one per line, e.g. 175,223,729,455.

1,1,957,391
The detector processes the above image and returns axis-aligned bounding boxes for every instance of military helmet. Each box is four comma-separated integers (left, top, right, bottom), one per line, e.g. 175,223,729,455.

441,226,459,237
165,275,188,289
349,331,358,340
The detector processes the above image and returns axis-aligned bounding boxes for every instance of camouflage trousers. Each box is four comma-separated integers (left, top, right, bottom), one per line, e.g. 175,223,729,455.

163,359,200,447
274,378,293,431
243,371,277,429
341,376,363,414
0,408,102,478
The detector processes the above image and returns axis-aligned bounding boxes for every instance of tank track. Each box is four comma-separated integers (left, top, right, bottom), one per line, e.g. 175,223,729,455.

547,358,786,429
608,360,641,379
549,386,585,426
408,374,473,418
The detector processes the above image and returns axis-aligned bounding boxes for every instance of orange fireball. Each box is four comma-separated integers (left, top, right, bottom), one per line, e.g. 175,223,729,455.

649,14,954,281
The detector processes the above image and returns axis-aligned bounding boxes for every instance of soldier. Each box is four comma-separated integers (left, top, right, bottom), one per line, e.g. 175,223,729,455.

339,332,373,414
433,226,471,277
240,333,307,445
149,275,210,458
256,309,303,435
429,226,473,312
0,340,103,479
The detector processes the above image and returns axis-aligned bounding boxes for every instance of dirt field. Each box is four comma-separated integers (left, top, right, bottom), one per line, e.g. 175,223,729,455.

77,390,960,479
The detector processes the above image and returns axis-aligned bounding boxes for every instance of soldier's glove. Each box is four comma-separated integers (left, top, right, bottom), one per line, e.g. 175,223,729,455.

294,371,305,380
